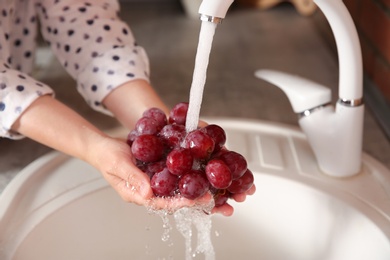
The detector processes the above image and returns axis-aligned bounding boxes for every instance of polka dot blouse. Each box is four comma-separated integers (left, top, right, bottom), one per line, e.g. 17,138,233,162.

0,0,150,139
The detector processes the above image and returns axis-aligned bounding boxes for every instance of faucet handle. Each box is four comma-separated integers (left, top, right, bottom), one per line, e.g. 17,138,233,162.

255,69,332,113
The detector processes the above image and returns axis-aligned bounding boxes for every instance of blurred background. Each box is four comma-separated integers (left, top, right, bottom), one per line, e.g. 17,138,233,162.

0,0,389,191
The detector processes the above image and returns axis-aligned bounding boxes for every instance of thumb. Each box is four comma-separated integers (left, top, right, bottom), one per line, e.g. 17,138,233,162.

127,167,153,200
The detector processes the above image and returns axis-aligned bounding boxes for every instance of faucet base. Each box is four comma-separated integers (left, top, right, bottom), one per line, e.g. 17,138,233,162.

299,104,364,178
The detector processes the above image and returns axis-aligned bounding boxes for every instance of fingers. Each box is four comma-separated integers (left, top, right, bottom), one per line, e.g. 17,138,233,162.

114,162,154,204
99,147,154,205
198,120,208,128
104,168,152,206
231,193,246,203
212,203,234,216
230,184,256,202
247,184,256,195
212,184,256,216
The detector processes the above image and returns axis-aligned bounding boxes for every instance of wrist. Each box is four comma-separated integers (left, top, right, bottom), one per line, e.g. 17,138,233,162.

83,133,113,170
103,80,169,129
12,95,109,162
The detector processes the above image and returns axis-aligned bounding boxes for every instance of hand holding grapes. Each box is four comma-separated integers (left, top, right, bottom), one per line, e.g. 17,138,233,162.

87,136,211,209
91,135,254,215
126,102,255,215
11,91,253,216
97,80,255,215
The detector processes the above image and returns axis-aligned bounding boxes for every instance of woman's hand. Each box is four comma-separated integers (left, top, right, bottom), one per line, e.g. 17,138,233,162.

13,86,255,217
211,184,256,216
88,136,214,211
102,81,256,216
89,135,256,216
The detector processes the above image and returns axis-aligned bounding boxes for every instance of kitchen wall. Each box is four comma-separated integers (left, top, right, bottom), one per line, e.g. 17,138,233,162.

344,0,390,101
120,1,389,102
117,0,389,135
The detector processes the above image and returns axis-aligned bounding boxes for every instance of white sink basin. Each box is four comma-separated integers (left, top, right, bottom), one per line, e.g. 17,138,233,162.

0,118,389,260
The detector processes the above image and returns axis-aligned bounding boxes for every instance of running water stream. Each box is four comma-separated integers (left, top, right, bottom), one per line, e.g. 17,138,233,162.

180,20,218,260
185,21,218,132
150,20,219,260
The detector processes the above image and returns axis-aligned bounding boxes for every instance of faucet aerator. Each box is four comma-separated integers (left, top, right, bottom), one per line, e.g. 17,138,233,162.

198,0,234,23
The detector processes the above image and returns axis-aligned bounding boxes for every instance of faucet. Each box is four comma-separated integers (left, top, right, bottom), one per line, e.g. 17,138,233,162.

255,0,364,178
198,0,234,24
196,0,363,177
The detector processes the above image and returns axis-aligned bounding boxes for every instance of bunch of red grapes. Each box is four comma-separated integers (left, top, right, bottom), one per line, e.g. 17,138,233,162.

127,102,254,207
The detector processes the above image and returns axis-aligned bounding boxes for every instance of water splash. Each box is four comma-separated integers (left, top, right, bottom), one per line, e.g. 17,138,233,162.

173,201,215,260
175,19,219,259
149,209,174,244
148,198,216,260
185,21,218,132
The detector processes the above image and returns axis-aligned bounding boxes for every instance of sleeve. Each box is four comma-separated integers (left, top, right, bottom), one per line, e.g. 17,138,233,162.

37,0,151,116
0,63,54,139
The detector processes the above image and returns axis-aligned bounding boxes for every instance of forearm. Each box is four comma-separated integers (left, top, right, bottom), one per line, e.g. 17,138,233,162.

103,79,169,130
11,95,107,162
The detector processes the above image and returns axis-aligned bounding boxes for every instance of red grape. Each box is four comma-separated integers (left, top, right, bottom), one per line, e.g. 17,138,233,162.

151,168,179,197
159,124,186,148
131,134,164,163
178,170,210,200
142,107,167,129
184,129,215,160
126,129,138,146
202,124,226,153
213,189,231,207
144,160,166,179
135,117,161,135
219,151,248,179
166,148,193,176
205,159,232,189
169,102,189,125
227,169,254,194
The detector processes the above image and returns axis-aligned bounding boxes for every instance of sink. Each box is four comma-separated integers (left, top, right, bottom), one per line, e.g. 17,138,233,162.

0,118,389,260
